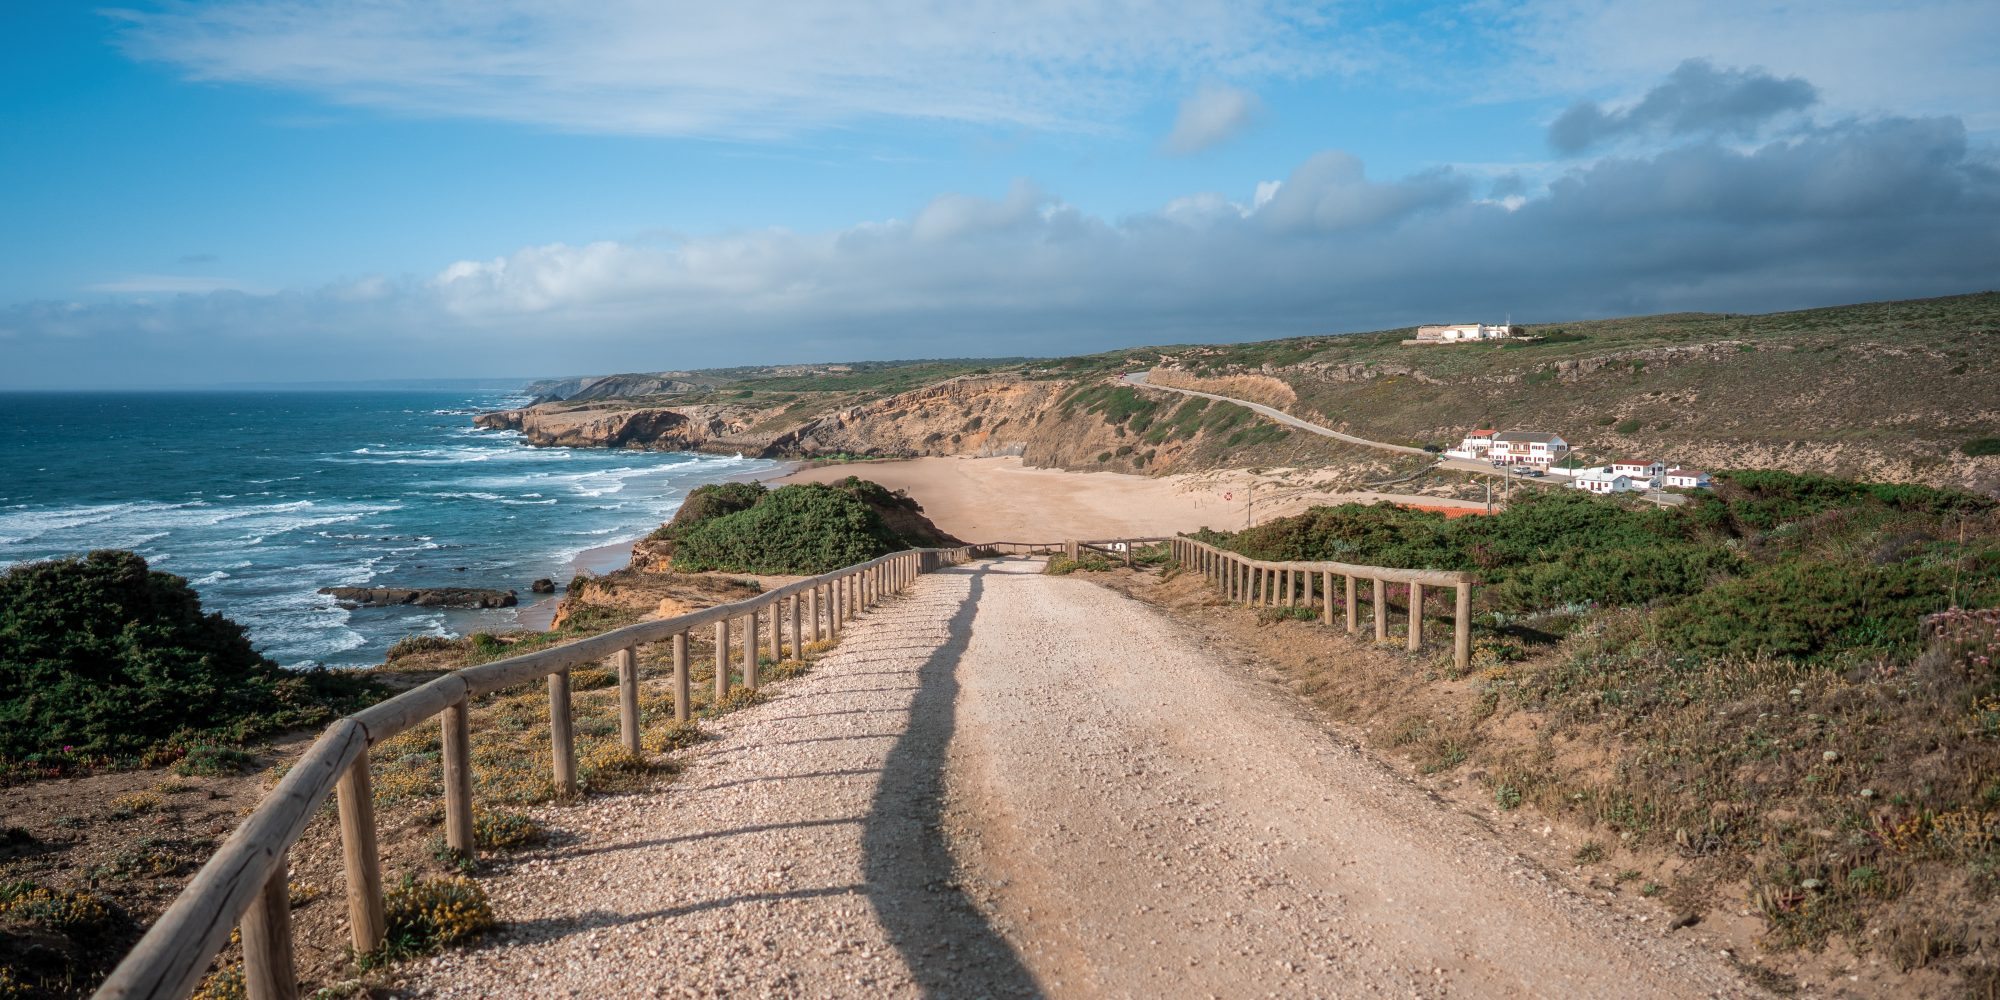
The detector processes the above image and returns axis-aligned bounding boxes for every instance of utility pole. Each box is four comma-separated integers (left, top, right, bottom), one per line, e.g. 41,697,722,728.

1246,481,1256,529
1485,476,1493,514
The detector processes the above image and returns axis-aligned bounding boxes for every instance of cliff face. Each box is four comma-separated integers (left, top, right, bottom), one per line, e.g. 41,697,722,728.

473,372,1414,486
474,403,755,450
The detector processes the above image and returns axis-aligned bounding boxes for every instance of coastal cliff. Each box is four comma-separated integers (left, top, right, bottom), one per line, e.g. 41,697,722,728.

476,373,1413,482
476,293,2000,494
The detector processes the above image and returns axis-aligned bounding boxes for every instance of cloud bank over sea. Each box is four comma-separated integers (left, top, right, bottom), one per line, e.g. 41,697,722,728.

7,77,1994,386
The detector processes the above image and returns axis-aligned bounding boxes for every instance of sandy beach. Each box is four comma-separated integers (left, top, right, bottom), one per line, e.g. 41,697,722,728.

515,455,1486,629
777,455,1484,542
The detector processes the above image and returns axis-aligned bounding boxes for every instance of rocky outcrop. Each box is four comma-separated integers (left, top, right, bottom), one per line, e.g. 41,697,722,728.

319,587,518,609
475,405,744,450
526,372,708,404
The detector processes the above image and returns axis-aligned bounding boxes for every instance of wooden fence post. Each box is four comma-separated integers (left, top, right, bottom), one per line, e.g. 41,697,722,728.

1345,574,1358,632
1407,583,1425,652
548,668,576,797
714,620,731,700
672,632,690,723
1372,578,1387,641
440,701,473,854
1280,568,1291,606
810,586,822,642
240,859,298,1000
334,759,384,955
613,646,640,755
1455,582,1472,671
743,613,760,690
790,593,803,659
767,604,781,664
1266,567,1277,607
1322,570,1335,626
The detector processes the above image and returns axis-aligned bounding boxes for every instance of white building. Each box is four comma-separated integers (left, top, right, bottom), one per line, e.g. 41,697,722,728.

1570,469,1637,494
1413,323,1519,344
1445,428,1497,460
1492,431,1570,467
1665,469,1712,489
1609,460,1665,486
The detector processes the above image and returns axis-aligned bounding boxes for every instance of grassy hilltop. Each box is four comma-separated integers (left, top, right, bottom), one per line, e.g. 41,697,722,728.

501,291,1999,494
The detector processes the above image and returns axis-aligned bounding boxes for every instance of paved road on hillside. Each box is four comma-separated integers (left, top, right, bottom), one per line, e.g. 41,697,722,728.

406,559,1754,998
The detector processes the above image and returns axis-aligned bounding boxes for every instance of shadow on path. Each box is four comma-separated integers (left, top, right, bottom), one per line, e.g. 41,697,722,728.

861,564,1043,998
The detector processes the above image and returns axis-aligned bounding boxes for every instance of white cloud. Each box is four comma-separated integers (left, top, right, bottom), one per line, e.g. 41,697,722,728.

110,1,1352,138
7,111,1997,386
1487,0,2000,132
1163,84,1265,154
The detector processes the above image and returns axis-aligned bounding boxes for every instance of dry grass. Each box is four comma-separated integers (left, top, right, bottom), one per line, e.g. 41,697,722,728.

1120,569,2000,995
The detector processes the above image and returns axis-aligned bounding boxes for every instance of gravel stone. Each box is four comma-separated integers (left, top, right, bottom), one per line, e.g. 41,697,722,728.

398,558,1760,998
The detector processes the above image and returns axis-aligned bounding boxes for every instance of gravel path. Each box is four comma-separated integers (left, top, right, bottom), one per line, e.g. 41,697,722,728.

400,559,1759,998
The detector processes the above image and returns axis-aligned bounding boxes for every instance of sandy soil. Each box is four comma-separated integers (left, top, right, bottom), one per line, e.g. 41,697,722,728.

397,559,1758,998
779,456,1487,543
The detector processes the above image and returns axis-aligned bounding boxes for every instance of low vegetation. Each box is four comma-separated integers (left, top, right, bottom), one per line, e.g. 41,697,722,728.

0,551,380,783
1203,472,1997,663
1190,471,2000,985
645,476,955,574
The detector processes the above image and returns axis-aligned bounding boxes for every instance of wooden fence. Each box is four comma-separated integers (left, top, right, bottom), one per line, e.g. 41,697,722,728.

1166,537,1475,670
94,546,970,1000
95,534,1467,998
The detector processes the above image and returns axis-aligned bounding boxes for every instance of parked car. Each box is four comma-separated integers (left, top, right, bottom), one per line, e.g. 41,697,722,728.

1422,443,1443,454
1517,468,1545,477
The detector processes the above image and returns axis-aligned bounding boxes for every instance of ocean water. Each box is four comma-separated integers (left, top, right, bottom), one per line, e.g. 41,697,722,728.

0,391,774,668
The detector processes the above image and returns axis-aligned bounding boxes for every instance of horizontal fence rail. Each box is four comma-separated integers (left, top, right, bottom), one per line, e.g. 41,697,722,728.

99,535,1469,999
96,546,972,1000
1166,537,1475,670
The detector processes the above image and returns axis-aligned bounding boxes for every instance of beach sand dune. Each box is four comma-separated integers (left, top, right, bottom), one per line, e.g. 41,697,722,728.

778,456,1250,542
778,456,1485,543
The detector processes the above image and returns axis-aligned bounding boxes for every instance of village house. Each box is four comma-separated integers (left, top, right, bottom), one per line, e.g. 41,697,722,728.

1445,428,1497,460
1570,468,1636,494
1665,469,1712,489
1406,323,1520,345
1491,430,1569,467
1609,460,1665,485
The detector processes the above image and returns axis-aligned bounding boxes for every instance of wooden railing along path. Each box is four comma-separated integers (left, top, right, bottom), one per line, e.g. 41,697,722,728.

98,535,1468,999
1166,537,1475,670
95,546,971,1000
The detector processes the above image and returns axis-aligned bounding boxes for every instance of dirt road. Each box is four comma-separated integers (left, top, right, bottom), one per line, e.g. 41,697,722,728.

404,560,1756,998
1123,371,1430,457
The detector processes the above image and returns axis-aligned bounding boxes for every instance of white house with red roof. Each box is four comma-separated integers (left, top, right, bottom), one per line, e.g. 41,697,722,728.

1665,469,1712,489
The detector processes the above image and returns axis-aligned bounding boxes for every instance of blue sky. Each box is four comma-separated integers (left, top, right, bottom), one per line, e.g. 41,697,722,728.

3,1,1996,387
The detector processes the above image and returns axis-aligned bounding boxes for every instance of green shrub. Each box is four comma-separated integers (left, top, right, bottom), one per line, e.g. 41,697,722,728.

378,875,495,959
1045,555,1117,575
1203,473,2000,664
472,808,544,850
1614,418,1642,434
172,744,256,777
673,483,906,573
384,634,461,662
0,551,378,763
1962,437,2000,457
649,481,768,542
